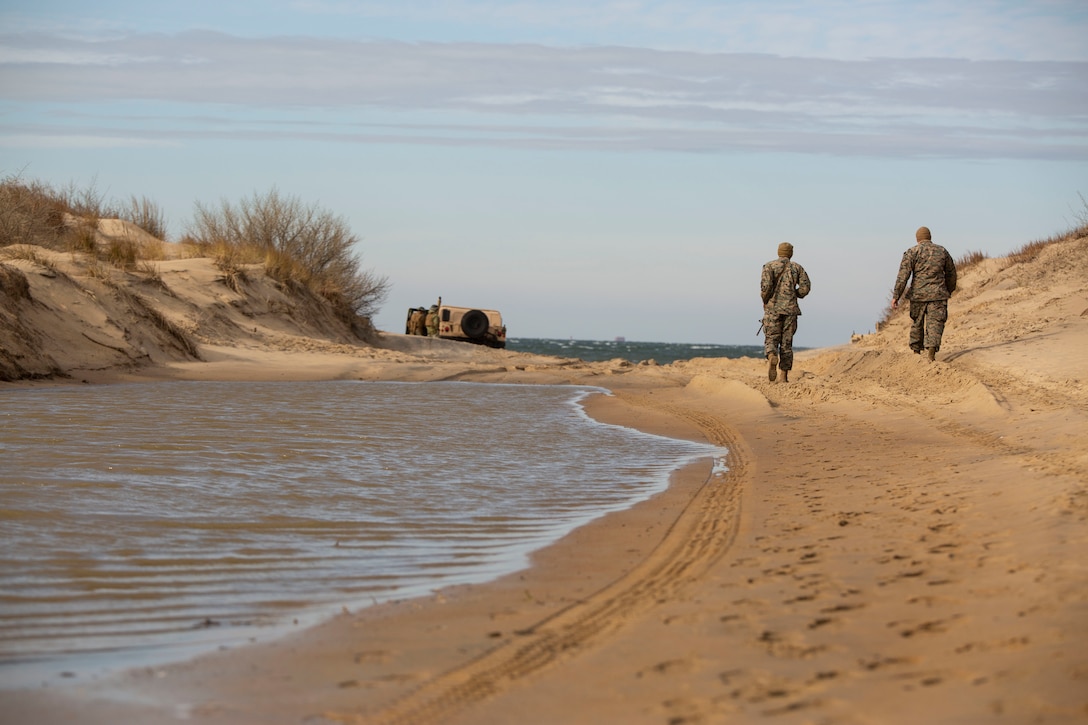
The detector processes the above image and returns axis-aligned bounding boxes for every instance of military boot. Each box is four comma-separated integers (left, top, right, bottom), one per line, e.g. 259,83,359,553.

926,348,936,361
768,353,778,382
781,369,789,383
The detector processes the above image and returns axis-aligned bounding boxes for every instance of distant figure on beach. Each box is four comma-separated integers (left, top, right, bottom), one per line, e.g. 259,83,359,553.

425,304,440,337
407,308,427,335
891,226,957,361
761,242,811,383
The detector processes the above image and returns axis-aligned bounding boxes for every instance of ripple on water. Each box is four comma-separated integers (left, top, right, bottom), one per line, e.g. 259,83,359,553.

0,380,724,686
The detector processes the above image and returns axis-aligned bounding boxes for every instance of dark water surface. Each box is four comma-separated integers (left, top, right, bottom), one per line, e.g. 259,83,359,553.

0,380,725,687
507,338,766,364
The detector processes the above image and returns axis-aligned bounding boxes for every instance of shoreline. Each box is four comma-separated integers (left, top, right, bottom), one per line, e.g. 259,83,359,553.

0,368,742,724
4,221,1088,722
0,378,722,697
2,333,1087,723
3,223,1086,723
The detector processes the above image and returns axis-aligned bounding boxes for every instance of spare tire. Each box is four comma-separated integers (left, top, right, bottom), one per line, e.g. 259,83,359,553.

460,309,489,339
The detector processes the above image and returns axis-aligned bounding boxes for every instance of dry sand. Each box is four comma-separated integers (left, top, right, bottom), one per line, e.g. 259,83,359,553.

1,228,1087,724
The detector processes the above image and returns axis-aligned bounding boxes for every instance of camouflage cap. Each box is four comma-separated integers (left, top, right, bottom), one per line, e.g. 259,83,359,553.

777,242,794,258
916,226,932,242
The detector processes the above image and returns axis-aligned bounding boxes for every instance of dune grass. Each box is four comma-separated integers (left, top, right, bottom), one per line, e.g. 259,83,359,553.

187,188,390,325
1,174,389,335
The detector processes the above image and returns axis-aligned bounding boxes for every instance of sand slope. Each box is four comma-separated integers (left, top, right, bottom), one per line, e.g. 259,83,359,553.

1,229,1086,724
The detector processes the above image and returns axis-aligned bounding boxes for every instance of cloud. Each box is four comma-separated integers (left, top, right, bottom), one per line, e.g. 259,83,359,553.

4,1,1087,61
1,31,1085,159
0,133,176,149
291,0,1088,61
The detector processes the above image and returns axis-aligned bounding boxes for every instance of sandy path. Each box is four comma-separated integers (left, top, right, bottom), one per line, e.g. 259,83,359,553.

452,370,1087,724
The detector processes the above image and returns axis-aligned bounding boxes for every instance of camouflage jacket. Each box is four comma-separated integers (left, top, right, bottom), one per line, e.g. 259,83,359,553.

761,257,811,315
893,241,957,302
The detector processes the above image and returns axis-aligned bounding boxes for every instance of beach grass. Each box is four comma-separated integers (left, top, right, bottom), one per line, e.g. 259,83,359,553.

2,173,390,336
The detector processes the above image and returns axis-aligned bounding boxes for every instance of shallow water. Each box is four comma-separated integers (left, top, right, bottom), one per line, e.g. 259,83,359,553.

0,380,724,687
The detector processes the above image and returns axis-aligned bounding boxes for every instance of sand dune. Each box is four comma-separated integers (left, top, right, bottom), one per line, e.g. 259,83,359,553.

1,228,1086,723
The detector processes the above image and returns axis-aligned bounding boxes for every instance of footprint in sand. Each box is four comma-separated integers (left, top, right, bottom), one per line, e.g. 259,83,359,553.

718,668,833,717
638,656,705,678
860,654,921,671
758,629,827,658
889,614,966,638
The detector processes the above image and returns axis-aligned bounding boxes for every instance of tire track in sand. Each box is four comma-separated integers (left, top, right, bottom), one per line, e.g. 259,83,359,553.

321,393,748,725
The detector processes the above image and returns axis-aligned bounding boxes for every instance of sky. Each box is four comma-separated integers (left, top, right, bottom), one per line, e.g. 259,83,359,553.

1,1,1086,346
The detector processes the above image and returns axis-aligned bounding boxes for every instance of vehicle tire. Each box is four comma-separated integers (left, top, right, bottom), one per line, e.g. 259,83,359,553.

460,309,489,339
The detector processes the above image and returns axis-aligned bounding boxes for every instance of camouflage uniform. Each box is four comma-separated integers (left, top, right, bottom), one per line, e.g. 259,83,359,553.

761,244,811,375
425,305,440,337
407,308,426,335
892,227,957,354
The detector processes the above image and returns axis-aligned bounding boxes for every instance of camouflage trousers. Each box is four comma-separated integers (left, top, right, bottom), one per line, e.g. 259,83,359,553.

763,313,799,370
908,299,948,352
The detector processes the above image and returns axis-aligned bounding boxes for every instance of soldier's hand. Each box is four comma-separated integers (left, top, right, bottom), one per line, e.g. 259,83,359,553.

891,298,898,310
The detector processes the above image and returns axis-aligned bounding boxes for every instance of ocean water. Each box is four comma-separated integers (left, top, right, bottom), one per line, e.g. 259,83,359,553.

0,380,725,688
507,338,766,365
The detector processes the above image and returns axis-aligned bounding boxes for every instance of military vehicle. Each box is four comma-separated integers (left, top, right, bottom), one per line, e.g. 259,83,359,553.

404,299,506,349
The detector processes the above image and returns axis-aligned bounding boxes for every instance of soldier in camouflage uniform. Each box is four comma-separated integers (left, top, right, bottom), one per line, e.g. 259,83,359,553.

407,308,427,335
425,304,440,337
891,226,957,361
761,242,811,382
